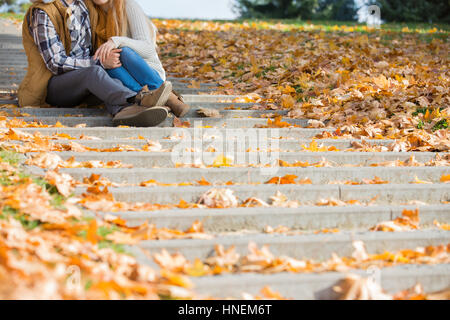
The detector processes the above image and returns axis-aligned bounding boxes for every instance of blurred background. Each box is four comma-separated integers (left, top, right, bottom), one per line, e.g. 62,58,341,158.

0,0,449,23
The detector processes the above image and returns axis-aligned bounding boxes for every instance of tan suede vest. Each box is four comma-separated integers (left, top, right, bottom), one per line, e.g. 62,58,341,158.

18,0,98,107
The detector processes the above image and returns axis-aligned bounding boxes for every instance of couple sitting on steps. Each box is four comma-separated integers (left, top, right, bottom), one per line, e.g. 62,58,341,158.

19,0,190,127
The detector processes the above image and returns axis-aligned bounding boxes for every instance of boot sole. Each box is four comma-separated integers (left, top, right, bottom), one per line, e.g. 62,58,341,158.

112,107,168,127
141,82,173,108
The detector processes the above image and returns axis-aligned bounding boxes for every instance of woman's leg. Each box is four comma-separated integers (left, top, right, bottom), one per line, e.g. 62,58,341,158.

106,66,143,93
119,47,164,90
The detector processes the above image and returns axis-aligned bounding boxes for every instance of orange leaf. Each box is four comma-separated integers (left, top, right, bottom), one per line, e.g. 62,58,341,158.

160,269,193,289
197,177,211,186
87,219,99,244
266,174,298,185
402,209,420,225
177,199,190,209
188,80,201,89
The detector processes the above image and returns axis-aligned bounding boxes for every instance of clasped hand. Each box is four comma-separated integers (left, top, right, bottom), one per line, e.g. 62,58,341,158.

94,39,122,69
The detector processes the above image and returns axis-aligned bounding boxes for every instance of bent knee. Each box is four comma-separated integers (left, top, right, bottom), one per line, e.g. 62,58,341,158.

86,65,105,74
120,47,138,57
85,65,107,79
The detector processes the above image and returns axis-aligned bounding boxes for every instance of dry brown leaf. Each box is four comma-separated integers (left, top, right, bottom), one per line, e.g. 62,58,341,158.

197,107,222,118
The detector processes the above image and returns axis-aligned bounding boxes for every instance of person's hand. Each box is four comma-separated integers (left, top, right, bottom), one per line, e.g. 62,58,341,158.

94,39,117,65
102,48,122,69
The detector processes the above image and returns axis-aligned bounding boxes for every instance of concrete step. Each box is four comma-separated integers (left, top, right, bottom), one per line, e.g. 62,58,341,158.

182,95,242,103
0,45,23,49
0,85,214,95
18,127,333,139
0,37,22,41
31,138,393,152
0,99,17,104
0,76,215,88
99,204,450,232
0,47,25,51
0,102,257,109
50,151,446,167
0,44,23,49
6,116,310,128
1,107,287,118
0,72,210,82
0,57,26,62
136,230,449,261
0,93,241,103
2,107,109,116
59,166,449,185
187,264,450,299
74,183,450,205
0,61,26,67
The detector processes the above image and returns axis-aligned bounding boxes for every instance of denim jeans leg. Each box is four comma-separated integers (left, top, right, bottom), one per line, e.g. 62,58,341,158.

120,47,164,90
107,66,143,93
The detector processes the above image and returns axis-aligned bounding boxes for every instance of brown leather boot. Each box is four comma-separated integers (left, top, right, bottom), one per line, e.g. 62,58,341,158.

137,81,173,108
167,90,191,117
112,105,168,127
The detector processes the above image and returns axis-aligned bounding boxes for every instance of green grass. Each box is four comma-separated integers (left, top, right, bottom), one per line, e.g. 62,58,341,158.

0,149,21,165
0,12,24,21
241,19,450,32
2,12,448,35
155,16,449,33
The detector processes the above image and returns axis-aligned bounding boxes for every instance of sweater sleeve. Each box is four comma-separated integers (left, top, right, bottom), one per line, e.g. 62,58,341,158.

110,0,158,59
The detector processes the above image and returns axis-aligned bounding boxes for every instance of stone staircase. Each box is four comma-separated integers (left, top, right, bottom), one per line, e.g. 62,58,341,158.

0,29,449,299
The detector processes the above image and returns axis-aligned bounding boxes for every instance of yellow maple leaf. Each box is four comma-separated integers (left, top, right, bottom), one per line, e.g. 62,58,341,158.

412,176,433,184
160,269,193,289
213,154,234,167
185,259,209,277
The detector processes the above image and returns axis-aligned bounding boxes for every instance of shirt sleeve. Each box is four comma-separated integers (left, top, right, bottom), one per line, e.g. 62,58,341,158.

32,9,97,75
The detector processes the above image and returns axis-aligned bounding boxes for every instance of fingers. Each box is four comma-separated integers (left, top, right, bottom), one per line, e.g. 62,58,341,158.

99,47,107,64
95,44,121,63
94,47,101,61
102,49,108,66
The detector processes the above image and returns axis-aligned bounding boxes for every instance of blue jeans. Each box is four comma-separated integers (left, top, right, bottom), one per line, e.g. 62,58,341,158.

106,47,164,93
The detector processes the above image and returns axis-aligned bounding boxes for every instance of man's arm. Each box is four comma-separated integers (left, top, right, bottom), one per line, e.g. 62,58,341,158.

31,9,97,75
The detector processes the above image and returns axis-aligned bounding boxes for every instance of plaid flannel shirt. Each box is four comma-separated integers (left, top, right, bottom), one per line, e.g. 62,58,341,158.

31,0,99,75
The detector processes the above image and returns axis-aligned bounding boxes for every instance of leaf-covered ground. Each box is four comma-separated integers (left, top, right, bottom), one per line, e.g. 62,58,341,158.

0,152,208,299
156,20,449,152
0,17,449,300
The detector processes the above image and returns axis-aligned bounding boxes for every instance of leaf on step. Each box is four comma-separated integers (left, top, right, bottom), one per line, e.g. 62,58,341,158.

242,197,270,208
198,188,238,208
197,177,211,186
185,259,209,277
265,174,299,185
307,119,325,128
187,80,201,89
25,152,63,170
332,274,393,300
160,269,193,289
371,209,420,232
270,191,300,208
196,107,222,118
212,154,234,167
434,220,450,231
411,175,433,184
173,117,191,128
44,170,75,197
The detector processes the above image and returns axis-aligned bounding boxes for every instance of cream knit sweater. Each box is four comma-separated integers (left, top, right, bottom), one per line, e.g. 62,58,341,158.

110,0,166,81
